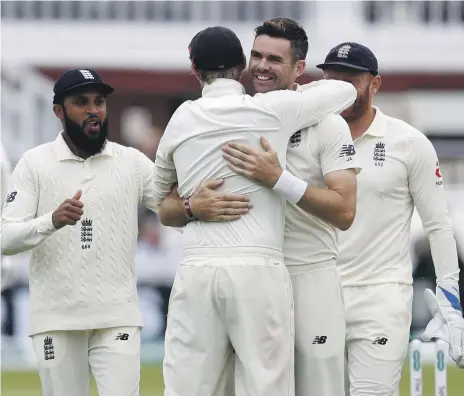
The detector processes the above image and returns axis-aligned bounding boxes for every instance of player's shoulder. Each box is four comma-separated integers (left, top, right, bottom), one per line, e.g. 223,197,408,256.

303,114,349,138
253,89,299,103
21,141,56,165
111,142,150,161
382,111,425,143
314,114,349,131
381,110,435,159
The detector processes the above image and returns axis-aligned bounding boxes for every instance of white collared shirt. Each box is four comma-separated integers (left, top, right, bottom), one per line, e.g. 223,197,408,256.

337,107,459,286
283,111,361,266
1,132,158,335
151,78,356,250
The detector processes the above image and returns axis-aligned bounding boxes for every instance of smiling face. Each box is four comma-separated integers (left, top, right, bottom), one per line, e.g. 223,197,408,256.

249,34,306,93
53,90,109,156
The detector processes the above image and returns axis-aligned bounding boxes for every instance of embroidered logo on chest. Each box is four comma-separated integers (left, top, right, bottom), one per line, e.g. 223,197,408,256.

81,218,93,250
373,141,386,167
289,130,302,148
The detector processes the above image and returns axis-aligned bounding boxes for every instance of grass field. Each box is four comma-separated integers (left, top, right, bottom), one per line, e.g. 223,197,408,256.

2,364,463,396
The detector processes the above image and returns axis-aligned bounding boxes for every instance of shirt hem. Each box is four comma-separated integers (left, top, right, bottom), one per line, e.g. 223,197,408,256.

28,305,143,336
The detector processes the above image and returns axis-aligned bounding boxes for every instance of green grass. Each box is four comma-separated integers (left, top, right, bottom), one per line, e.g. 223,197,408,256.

2,364,463,396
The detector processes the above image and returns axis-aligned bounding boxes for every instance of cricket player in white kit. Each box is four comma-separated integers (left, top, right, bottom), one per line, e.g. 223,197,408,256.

159,19,360,396
0,68,170,396
150,26,357,396
316,43,464,395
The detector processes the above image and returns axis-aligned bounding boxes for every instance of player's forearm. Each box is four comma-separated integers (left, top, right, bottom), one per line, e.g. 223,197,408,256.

299,80,357,120
427,227,460,283
1,213,57,255
296,187,356,231
159,193,190,227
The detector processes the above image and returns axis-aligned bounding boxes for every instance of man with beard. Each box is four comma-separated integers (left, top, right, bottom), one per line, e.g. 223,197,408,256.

0,67,228,396
315,43,464,393
159,19,360,396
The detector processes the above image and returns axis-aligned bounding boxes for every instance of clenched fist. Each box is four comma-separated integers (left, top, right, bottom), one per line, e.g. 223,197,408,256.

52,190,84,229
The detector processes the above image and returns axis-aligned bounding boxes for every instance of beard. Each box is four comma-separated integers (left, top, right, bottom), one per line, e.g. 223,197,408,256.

64,112,108,157
341,86,371,123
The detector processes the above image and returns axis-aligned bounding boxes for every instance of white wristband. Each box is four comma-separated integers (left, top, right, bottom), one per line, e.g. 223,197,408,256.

272,169,307,204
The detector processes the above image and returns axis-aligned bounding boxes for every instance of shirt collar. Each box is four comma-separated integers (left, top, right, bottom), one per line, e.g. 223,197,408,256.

202,79,246,98
54,131,113,161
362,106,386,138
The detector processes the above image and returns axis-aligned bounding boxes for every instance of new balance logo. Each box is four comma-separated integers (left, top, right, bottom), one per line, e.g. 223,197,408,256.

339,144,356,159
43,336,55,360
312,336,327,344
5,191,17,204
372,337,388,345
79,69,95,79
115,333,129,341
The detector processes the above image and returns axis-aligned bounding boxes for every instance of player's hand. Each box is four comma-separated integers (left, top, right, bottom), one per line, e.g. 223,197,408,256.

189,179,252,222
52,190,84,229
222,137,283,188
421,283,464,368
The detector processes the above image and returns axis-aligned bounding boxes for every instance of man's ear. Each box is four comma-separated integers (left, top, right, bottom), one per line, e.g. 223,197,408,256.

190,65,202,85
371,75,381,95
53,104,64,120
295,60,306,78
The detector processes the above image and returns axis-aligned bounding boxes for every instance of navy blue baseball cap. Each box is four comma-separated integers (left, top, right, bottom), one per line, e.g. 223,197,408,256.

53,68,114,104
189,26,245,71
316,42,378,76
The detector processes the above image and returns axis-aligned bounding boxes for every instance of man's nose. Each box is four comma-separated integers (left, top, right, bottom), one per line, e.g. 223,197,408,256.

256,58,270,72
85,105,98,115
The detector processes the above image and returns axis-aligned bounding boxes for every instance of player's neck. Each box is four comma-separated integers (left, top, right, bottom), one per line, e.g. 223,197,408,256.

349,106,376,141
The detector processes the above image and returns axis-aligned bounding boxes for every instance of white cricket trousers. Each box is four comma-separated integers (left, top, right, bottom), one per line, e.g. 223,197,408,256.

31,326,141,396
344,283,413,396
163,246,295,396
287,261,346,396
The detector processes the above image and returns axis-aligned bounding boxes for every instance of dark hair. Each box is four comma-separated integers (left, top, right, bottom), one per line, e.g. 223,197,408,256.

254,17,308,62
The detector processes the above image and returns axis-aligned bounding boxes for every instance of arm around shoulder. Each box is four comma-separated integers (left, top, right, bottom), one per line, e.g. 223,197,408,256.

258,80,357,134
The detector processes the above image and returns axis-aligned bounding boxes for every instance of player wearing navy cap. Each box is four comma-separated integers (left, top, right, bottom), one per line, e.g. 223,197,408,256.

1,68,165,396
318,42,464,394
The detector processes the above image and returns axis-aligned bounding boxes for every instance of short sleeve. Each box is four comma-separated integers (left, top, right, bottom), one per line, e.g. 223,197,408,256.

316,115,362,176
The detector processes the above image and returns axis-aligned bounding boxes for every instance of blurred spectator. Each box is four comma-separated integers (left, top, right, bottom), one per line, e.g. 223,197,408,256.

136,210,182,341
120,106,163,159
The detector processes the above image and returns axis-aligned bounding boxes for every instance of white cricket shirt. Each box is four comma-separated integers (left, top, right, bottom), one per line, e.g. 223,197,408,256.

284,113,361,266
338,107,459,286
152,79,356,251
1,133,159,335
